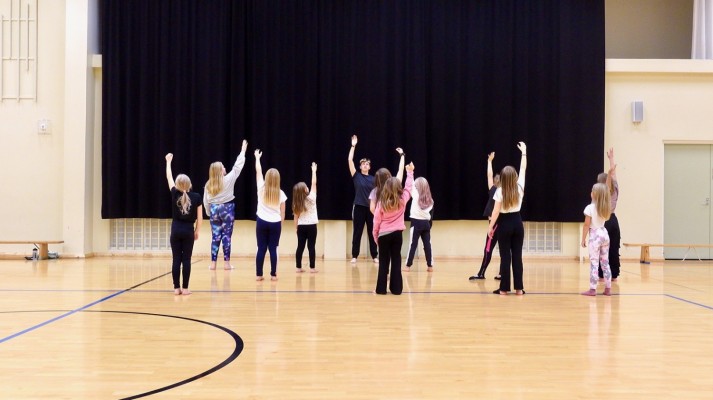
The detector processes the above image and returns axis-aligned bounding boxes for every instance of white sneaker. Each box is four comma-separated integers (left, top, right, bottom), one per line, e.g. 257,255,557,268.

350,258,357,263
373,258,379,264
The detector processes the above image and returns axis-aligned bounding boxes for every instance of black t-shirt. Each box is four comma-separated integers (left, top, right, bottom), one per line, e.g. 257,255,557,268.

352,173,374,207
171,187,202,222
482,185,497,218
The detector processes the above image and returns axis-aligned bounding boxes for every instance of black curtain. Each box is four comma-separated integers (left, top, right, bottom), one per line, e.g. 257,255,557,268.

102,0,604,221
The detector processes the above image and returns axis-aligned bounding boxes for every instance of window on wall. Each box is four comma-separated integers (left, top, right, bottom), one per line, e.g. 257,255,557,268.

109,219,171,251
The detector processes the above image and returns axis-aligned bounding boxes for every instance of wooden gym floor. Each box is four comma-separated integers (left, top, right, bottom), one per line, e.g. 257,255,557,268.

1,256,712,399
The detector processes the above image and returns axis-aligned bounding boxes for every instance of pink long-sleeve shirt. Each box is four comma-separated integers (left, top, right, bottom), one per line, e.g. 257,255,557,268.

372,171,414,243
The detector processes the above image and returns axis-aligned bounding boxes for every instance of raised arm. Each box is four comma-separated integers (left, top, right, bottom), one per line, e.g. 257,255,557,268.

310,162,317,194
606,147,617,189
487,152,495,189
395,147,405,182
402,162,415,200
348,135,358,177
254,149,264,186
165,153,175,190
517,142,527,179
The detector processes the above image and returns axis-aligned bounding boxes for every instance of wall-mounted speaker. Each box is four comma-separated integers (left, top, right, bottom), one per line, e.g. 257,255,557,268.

632,101,644,123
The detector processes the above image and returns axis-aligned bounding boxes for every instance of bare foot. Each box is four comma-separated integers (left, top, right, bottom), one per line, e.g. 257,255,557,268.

310,269,319,273
209,262,217,270
181,289,192,296
402,266,411,272
224,264,234,270
373,258,379,264
427,267,433,272
581,289,597,296
515,290,526,296
256,276,265,281
603,288,612,296
174,288,181,295
350,258,357,263
296,268,305,273
270,276,278,281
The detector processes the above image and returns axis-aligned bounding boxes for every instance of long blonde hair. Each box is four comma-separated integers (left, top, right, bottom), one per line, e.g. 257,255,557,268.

206,162,225,197
591,183,611,221
175,174,192,215
262,168,281,207
415,177,433,210
499,166,520,210
378,177,403,213
292,182,308,216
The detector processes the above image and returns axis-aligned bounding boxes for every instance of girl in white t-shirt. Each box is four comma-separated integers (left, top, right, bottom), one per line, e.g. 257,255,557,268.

292,162,318,273
488,142,527,295
581,183,612,296
254,150,287,281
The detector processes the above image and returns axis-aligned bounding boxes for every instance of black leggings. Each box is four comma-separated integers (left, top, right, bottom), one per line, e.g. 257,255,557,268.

170,221,195,289
406,219,433,267
352,204,378,258
476,225,498,277
296,224,318,268
599,213,620,278
375,231,403,295
496,212,524,292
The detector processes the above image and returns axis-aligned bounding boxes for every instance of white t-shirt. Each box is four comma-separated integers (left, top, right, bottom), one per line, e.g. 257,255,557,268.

584,203,607,229
409,185,433,220
297,191,318,225
493,173,526,213
256,182,287,222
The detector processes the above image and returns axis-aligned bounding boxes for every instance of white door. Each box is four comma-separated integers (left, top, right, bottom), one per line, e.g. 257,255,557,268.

663,144,712,259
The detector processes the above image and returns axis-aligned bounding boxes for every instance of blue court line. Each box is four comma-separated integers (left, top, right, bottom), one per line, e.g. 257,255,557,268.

0,271,171,344
665,294,713,311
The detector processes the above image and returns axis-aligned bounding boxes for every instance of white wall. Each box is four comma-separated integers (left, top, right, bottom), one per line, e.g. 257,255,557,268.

3,3,713,262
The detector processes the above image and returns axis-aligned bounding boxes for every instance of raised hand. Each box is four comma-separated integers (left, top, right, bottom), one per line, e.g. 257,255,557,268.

396,147,404,156
254,149,262,159
351,135,358,146
241,140,248,152
405,162,415,172
488,152,495,162
311,162,317,172
165,153,173,162
517,142,527,153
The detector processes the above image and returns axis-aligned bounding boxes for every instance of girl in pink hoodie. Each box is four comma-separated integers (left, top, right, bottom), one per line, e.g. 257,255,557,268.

372,162,415,295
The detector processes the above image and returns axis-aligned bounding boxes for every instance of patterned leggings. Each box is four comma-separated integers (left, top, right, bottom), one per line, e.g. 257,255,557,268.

210,203,235,261
588,227,611,290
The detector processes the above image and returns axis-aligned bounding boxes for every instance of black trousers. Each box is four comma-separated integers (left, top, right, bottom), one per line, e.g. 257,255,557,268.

352,204,378,258
599,213,621,278
170,221,195,289
406,218,433,267
296,224,318,268
496,212,524,292
375,231,403,295
476,224,498,277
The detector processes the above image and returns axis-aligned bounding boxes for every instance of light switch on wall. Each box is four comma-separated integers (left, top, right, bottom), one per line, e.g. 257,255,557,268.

38,119,51,134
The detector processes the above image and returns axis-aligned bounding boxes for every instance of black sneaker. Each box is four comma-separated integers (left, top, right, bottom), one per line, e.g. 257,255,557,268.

469,275,485,280
494,275,502,280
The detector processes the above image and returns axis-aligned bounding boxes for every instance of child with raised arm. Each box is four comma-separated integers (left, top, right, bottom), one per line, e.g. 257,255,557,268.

581,183,613,296
470,152,501,280
254,149,287,281
369,147,405,214
204,140,248,270
598,148,621,281
488,142,527,295
404,176,434,272
292,162,319,273
372,162,415,295
165,153,203,295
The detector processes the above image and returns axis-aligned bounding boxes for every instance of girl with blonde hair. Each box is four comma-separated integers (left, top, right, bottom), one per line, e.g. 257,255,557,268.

488,142,527,295
255,149,287,281
292,162,318,272
372,162,415,295
581,182,613,296
165,153,203,295
404,176,434,272
203,140,248,270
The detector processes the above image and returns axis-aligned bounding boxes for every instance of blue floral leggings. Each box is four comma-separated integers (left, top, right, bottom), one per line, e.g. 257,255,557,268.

210,203,235,261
